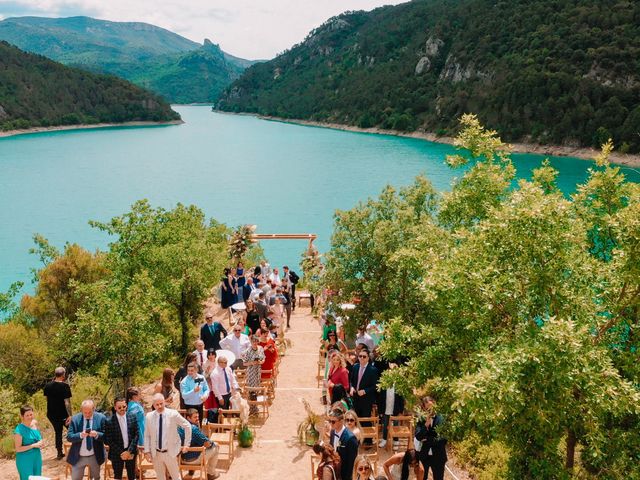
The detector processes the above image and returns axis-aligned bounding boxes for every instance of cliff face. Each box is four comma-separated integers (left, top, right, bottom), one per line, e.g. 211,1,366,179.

217,0,640,152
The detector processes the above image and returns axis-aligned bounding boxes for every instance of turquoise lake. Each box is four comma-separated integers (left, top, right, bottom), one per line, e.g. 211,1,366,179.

1,105,639,294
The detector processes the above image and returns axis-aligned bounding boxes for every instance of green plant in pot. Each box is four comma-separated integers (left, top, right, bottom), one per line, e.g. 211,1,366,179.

297,398,322,446
238,423,254,448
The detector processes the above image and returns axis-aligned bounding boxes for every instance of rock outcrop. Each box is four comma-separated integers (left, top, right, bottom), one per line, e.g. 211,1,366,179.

415,36,444,75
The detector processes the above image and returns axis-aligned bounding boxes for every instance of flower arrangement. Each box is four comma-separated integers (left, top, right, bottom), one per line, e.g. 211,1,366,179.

297,398,322,446
228,224,256,261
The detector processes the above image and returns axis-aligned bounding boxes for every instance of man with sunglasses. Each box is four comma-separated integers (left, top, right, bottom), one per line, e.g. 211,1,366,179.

219,324,251,370
349,347,379,446
328,409,359,480
104,397,139,480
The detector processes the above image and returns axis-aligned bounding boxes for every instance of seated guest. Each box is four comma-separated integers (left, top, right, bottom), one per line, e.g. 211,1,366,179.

210,356,239,409
179,408,220,480
180,363,209,425
104,397,139,480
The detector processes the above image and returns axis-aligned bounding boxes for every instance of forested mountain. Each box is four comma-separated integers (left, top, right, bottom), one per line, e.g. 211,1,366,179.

0,16,257,103
217,0,640,152
0,41,180,131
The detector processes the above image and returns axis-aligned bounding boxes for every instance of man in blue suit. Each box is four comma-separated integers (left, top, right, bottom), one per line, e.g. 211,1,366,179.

328,408,359,480
66,399,106,480
349,347,379,419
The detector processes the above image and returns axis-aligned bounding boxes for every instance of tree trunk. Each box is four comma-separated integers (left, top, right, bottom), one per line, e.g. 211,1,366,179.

179,289,189,355
566,428,576,472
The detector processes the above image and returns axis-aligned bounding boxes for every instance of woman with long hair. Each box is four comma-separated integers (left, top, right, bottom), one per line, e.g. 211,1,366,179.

344,410,363,444
220,267,236,321
327,352,349,403
383,449,424,480
154,368,175,405
312,442,342,480
236,261,246,302
258,327,278,379
353,455,376,480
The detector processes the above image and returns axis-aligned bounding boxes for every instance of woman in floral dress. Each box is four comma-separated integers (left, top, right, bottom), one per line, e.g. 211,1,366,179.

242,335,265,415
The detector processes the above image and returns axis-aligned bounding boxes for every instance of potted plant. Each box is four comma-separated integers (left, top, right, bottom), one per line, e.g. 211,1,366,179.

238,423,254,448
297,398,322,446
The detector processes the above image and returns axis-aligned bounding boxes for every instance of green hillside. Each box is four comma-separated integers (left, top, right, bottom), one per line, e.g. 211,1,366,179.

217,0,640,152
0,16,257,103
0,41,180,131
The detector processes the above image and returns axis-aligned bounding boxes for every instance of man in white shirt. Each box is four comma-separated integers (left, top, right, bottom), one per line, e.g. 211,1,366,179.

268,268,282,286
210,356,239,408
219,325,250,370
144,394,191,480
355,325,375,352
192,339,206,371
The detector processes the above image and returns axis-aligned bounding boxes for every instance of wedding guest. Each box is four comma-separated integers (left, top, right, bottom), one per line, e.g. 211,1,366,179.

179,409,220,479
14,405,43,480
353,455,377,480
154,368,176,406
104,397,139,480
66,399,106,480
312,442,342,480
327,352,350,403
43,366,72,460
200,311,227,351
414,397,447,480
211,356,239,409
242,335,265,415
126,387,145,447
219,324,251,370
180,363,209,425
328,408,358,480
258,327,278,379
383,449,424,480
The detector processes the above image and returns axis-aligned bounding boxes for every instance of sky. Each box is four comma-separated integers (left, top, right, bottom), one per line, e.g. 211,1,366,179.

0,0,407,59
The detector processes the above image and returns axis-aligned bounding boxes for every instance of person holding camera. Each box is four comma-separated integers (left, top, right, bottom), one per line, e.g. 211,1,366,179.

180,363,209,426
414,396,447,480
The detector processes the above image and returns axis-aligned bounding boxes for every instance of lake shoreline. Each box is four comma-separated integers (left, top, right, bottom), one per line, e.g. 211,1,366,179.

238,113,640,168
0,119,184,138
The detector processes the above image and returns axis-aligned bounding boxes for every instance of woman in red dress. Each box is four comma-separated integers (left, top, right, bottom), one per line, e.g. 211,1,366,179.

327,352,350,403
258,327,278,379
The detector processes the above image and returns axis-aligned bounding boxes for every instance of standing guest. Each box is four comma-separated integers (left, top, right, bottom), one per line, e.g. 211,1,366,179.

203,350,220,415
344,410,364,444
242,335,265,415
282,265,299,310
414,397,447,480
14,405,43,480
219,268,236,321
355,325,375,352
237,316,251,336
269,267,282,286
323,331,348,356
383,449,424,480
43,366,72,460
353,455,377,480
104,397,139,480
245,299,261,334
180,363,209,425
280,278,293,328
349,348,379,444
255,291,269,320
219,324,251,370
258,327,278,379
260,260,271,280
211,356,239,409
144,394,191,480
126,387,145,447
312,442,342,480
243,277,258,302
327,352,350,404
200,312,227,352
154,368,176,406
328,408,359,480
378,364,405,448
178,409,220,480
66,399,106,480
193,339,207,370
175,352,198,408
236,261,246,302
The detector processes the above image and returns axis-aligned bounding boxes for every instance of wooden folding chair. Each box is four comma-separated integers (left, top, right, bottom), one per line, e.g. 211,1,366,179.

63,442,90,479
245,386,269,420
218,408,242,432
204,422,235,467
178,446,207,479
136,446,155,480
387,415,414,452
358,415,380,454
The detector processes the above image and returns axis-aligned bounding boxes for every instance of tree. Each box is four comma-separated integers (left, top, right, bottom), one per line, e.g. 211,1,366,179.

90,200,230,354
325,116,640,478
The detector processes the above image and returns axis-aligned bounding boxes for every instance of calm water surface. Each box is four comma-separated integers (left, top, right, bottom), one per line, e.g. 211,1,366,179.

1,106,638,293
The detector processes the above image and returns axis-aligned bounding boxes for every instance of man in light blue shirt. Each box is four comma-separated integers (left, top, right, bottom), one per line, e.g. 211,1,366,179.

180,363,209,426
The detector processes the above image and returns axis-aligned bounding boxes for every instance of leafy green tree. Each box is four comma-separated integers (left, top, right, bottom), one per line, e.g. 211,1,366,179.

90,200,229,354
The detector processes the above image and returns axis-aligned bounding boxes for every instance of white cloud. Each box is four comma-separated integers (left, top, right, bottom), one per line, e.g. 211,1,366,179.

0,0,408,59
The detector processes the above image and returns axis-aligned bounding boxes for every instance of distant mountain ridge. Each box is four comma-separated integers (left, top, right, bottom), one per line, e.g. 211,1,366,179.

0,41,179,131
217,0,640,152
0,16,258,103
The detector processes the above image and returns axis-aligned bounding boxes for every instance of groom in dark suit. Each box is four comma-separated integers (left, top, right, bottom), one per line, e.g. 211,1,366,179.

328,408,359,480
67,399,106,480
104,397,139,480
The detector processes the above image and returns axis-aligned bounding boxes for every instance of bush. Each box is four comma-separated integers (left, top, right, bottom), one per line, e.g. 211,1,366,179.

454,433,510,480
0,388,20,458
